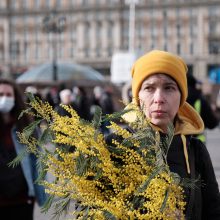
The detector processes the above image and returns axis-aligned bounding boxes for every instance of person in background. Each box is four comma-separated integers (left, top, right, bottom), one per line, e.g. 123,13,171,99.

124,50,220,219
0,78,46,220
121,81,132,105
55,88,78,117
72,86,91,120
45,86,60,108
25,86,42,100
91,86,115,115
91,86,115,135
187,74,219,142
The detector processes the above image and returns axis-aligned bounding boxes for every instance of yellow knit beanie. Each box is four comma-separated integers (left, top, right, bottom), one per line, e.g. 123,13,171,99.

131,50,188,106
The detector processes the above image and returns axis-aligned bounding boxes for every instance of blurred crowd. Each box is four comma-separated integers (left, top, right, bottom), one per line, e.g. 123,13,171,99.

26,84,116,134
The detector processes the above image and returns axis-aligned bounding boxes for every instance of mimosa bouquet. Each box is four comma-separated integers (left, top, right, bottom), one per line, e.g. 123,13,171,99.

13,94,187,219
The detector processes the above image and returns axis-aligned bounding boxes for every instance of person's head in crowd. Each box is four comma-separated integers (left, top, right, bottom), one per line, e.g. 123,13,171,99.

93,86,103,99
25,85,42,99
0,78,28,131
59,89,73,105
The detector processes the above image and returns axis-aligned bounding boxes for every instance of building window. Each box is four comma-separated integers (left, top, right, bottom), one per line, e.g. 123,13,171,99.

108,21,113,39
84,22,90,57
22,0,28,9
10,0,19,10
70,0,75,7
95,0,101,5
45,0,50,8
70,47,74,58
108,47,112,57
208,6,218,17
70,28,76,57
49,42,53,59
82,0,89,6
96,22,101,55
56,0,62,7
209,41,220,54
34,0,40,8
176,23,181,38
209,21,217,35
96,48,100,57
24,41,28,62
35,30,39,59
10,41,19,59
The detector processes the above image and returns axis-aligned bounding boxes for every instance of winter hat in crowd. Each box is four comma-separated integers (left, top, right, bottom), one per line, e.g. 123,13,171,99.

131,50,188,106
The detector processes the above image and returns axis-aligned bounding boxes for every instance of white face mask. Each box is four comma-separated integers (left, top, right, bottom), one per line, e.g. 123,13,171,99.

0,96,15,113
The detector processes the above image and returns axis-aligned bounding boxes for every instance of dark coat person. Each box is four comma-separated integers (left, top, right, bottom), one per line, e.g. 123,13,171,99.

187,74,219,129
0,79,47,220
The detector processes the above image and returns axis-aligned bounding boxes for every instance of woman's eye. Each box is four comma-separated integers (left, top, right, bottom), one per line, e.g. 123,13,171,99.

144,86,153,91
165,85,173,90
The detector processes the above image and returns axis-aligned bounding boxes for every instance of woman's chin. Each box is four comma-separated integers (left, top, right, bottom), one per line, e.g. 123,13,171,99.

151,119,169,131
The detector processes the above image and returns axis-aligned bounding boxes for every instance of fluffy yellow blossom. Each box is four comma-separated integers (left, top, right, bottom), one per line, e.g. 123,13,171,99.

17,98,186,220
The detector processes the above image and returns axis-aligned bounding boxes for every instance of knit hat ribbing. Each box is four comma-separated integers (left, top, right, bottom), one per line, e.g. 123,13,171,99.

131,50,188,106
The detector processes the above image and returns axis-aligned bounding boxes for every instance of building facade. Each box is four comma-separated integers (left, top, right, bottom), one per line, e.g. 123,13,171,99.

0,0,220,80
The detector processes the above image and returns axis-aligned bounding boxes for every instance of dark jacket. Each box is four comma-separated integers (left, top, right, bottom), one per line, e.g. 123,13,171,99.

187,87,219,129
118,100,220,219
55,102,79,117
168,134,220,220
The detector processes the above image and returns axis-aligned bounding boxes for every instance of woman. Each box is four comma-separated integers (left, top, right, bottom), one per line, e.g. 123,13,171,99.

0,79,46,220
127,50,220,219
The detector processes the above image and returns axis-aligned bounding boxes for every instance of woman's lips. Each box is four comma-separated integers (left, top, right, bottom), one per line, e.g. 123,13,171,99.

152,110,166,117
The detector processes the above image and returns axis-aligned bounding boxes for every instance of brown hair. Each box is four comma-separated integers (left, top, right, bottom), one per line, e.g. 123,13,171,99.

0,78,30,132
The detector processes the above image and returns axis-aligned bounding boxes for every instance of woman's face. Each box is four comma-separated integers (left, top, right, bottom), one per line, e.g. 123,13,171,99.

0,83,14,98
0,83,15,114
138,74,181,132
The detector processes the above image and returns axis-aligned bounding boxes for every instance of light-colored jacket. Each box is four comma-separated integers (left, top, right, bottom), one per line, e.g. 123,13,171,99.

11,126,47,206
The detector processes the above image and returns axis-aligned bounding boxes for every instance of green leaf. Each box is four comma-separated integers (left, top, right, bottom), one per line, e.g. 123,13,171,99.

159,123,174,159
41,194,55,213
180,176,202,189
102,108,131,122
170,172,181,185
8,148,28,168
92,105,102,129
130,195,146,210
75,152,89,176
160,187,170,212
137,166,163,194
102,210,117,220
107,145,125,155
26,92,37,102
52,195,71,220
35,156,49,183
38,127,53,146
23,119,42,139
18,107,32,120
81,206,90,220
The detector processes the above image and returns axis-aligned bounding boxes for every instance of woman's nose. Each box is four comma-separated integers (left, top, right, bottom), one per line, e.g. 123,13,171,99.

153,89,165,103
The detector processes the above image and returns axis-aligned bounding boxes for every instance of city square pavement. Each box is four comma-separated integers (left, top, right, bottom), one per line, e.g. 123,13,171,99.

34,128,220,220
206,128,220,186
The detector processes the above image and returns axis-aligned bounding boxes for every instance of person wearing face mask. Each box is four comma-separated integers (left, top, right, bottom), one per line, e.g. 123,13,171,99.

0,79,47,220
121,50,220,219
